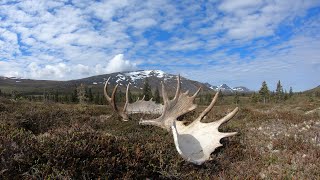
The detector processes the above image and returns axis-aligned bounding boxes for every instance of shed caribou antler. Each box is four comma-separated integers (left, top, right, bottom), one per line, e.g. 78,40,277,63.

139,76,239,165
104,77,163,121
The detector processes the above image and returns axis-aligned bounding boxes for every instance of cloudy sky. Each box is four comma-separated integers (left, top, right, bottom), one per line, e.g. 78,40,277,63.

0,0,319,91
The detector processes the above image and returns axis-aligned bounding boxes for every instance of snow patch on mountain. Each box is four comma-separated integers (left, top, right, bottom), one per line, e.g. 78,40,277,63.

232,86,251,92
204,83,251,93
116,74,125,83
125,70,166,81
218,84,233,90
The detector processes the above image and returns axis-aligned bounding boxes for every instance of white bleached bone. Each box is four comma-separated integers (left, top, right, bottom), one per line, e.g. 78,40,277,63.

140,76,239,164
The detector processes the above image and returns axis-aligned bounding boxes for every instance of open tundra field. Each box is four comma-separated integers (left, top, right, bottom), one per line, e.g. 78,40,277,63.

0,96,319,179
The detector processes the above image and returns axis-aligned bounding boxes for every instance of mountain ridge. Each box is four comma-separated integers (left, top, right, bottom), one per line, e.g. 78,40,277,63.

0,70,252,94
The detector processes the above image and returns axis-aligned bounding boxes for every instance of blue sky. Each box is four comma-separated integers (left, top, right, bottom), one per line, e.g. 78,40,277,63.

0,0,319,91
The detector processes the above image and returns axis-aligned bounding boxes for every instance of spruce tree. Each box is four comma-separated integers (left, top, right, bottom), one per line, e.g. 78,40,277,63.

63,94,69,103
284,90,289,100
275,80,283,102
142,78,152,101
94,93,100,105
72,88,78,103
289,87,293,97
54,90,59,102
205,93,211,105
250,93,258,103
88,88,93,102
116,89,124,103
199,94,204,105
219,91,224,101
259,81,269,104
154,87,160,103
127,87,133,103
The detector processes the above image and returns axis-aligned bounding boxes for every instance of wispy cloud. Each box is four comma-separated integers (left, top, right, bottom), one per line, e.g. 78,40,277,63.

0,0,319,91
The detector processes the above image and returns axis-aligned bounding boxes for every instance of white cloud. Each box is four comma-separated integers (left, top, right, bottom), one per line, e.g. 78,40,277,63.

166,37,203,51
172,35,320,91
89,0,129,21
215,0,320,41
218,0,264,13
0,0,319,91
28,62,70,78
105,54,137,73
22,54,137,79
131,18,157,29
0,60,24,78
74,64,90,75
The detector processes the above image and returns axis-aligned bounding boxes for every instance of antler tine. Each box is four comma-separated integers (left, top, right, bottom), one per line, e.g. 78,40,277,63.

216,107,239,126
173,75,181,101
104,77,119,111
197,90,220,121
123,83,130,113
161,81,169,105
191,87,201,98
104,77,112,102
104,77,129,121
111,84,119,108
222,132,238,138
139,75,200,131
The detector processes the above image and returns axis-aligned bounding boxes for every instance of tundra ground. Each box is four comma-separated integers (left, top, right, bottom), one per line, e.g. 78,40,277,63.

0,96,319,179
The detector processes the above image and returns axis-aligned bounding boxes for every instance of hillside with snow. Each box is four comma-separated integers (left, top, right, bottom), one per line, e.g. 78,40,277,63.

0,70,252,94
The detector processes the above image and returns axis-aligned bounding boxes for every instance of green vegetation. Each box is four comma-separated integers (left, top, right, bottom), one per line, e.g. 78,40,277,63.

0,81,319,178
154,87,161,103
0,82,319,179
259,81,270,104
276,80,284,102
142,78,153,101
0,79,307,106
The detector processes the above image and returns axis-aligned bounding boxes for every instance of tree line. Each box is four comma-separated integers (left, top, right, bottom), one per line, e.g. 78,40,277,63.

250,80,294,104
1,79,315,105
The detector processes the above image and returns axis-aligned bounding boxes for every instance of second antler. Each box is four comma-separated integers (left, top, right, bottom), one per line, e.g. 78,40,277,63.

104,77,163,121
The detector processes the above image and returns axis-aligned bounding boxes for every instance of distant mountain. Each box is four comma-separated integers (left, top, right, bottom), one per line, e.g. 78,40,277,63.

72,70,212,94
204,83,218,90
204,83,251,93
218,84,234,93
0,70,252,95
